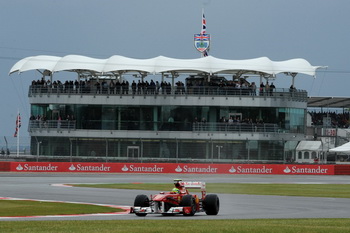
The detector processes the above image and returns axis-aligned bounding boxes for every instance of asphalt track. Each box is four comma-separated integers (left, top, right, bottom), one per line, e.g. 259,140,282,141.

1,173,350,221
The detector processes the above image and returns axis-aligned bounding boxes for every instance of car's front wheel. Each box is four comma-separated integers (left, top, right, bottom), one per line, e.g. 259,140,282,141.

134,194,149,217
180,195,196,216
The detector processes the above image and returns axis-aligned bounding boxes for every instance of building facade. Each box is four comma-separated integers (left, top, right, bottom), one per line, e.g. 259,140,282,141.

11,55,322,163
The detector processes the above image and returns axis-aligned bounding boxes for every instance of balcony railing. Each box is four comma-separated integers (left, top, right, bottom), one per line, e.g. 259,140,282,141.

29,120,283,133
192,122,279,133
28,85,308,101
29,120,76,130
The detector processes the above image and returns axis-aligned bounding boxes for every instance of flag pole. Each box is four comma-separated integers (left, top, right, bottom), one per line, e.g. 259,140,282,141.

17,110,20,156
200,8,209,58
201,8,204,58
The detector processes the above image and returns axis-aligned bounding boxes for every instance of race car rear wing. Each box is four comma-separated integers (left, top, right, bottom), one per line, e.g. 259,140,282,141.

181,181,206,191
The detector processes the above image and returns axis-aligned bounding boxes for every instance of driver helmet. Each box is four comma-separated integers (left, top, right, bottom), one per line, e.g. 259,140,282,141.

172,188,180,193
174,179,183,188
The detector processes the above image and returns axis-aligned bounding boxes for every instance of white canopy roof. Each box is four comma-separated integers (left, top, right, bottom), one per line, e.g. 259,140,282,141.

329,142,350,153
9,55,323,77
296,141,322,151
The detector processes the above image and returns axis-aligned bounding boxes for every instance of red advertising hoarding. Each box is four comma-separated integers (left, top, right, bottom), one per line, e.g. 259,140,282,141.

6,162,335,175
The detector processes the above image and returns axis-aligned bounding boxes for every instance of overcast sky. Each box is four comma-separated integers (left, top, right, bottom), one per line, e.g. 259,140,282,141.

1,0,350,142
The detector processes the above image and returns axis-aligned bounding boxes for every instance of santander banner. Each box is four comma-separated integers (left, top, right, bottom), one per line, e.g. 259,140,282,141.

6,162,335,175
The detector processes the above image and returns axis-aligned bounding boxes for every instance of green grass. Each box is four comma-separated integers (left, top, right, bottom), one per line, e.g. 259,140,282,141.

0,200,124,217
71,183,350,199
1,219,350,233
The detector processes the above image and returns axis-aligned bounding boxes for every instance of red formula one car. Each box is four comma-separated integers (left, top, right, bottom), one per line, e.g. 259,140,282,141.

130,179,219,216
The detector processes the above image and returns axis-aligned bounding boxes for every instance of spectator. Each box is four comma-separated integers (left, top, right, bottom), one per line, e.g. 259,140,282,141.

269,82,275,96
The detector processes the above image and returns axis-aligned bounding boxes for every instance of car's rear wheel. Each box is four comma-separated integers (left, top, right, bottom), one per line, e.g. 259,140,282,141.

203,194,220,215
180,194,196,216
134,194,149,217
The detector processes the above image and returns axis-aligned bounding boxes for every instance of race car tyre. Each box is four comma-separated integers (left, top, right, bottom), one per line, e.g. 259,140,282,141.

134,194,150,217
203,194,220,215
180,194,196,216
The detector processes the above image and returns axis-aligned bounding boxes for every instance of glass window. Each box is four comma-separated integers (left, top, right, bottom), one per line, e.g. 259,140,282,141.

304,152,310,159
101,106,116,130
298,151,302,159
311,151,317,159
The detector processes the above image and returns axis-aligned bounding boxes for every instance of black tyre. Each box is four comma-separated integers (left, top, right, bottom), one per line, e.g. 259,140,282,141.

203,194,220,215
180,194,196,216
134,194,149,217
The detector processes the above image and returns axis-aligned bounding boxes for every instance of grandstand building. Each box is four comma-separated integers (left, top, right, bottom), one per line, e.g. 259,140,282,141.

10,55,326,163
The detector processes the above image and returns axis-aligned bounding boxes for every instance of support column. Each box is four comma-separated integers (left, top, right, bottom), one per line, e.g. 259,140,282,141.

153,106,158,130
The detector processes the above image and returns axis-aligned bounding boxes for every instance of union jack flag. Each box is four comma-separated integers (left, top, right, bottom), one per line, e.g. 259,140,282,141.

14,113,21,137
201,13,206,34
194,10,210,56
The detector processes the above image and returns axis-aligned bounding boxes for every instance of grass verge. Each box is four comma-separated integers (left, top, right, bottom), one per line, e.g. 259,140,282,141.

0,200,125,217
1,219,350,233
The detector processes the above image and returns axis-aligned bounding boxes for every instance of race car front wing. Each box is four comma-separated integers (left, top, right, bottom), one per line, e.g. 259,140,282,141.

130,206,193,215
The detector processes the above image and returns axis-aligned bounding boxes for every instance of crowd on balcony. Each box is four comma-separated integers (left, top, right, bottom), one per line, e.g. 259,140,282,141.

309,111,350,128
186,78,279,96
218,116,265,125
190,115,276,132
29,114,76,129
30,77,287,97
30,78,177,95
